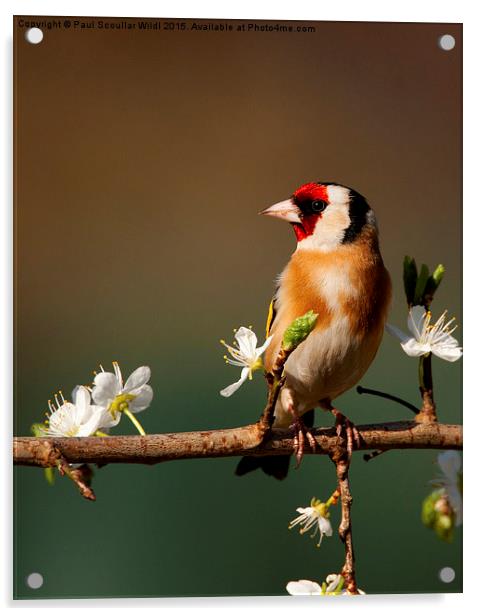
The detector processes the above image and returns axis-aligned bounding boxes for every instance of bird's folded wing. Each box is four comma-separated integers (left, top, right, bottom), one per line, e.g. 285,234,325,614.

265,297,276,339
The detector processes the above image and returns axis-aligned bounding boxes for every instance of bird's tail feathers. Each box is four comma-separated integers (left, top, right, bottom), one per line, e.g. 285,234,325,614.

235,409,315,480
235,455,291,480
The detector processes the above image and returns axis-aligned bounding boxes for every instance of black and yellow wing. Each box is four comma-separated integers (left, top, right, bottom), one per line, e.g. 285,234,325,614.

265,282,280,339
265,297,276,339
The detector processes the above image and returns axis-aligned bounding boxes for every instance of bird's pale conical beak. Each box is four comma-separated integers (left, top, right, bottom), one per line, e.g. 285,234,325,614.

259,199,301,223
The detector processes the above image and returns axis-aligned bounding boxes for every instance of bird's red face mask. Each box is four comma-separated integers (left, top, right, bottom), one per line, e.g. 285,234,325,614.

260,183,329,242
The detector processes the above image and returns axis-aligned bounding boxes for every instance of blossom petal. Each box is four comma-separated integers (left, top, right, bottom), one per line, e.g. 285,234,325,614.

400,338,430,357
385,323,412,344
72,386,92,423
446,486,463,526
318,517,333,538
325,574,343,593
92,372,120,404
123,366,151,393
256,335,273,357
438,451,461,479
432,343,462,362
407,305,427,339
76,408,103,437
436,451,463,526
97,407,122,429
73,385,90,409
286,580,322,595
220,367,250,397
48,403,76,435
234,327,258,358
129,385,153,413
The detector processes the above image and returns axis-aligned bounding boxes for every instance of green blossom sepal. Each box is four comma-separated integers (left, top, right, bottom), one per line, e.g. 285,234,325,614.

108,393,135,418
321,575,345,595
31,423,48,437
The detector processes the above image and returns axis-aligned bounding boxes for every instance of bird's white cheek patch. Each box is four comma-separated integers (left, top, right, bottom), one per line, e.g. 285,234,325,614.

297,205,351,252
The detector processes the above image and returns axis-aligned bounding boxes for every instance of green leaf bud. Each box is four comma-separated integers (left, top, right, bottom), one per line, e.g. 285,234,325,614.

413,263,430,305
421,491,438,527
431,264,445,288
282,310,318,352
424,264,445,307
403,256,418,305
434,514,454,542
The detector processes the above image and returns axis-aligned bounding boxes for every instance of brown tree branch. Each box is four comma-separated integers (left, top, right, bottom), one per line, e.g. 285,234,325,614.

13,420,462,468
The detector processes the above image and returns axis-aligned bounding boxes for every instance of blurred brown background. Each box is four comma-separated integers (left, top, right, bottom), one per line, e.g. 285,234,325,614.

14,17,461,598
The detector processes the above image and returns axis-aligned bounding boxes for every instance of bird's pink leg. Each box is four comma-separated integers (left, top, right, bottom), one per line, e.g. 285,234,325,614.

319,399,360,459
330,407,361,459
286,395,316,467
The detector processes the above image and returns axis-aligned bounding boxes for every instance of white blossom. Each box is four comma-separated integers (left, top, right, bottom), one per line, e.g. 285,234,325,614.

46,386,104,437
386,305,462,362
92,362,153,428
220,327,272,397
288,498,333,547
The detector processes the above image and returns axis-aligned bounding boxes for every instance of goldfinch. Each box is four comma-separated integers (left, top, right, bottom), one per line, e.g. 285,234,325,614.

236,182,392,479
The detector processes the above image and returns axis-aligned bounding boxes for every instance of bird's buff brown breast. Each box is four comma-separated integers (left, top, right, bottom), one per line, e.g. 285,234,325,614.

264,226,392,384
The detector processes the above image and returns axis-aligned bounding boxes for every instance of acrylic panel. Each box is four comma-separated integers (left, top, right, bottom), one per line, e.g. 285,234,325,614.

14,16,462,599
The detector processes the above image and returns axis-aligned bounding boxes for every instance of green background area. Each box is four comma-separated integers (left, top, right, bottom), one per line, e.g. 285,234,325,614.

14,17,461,598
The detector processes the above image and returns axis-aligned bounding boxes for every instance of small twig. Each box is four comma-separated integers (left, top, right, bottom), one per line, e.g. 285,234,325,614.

57,459,96,501
258,344,296,436
326,487,341,506
363,449,386,462
271,347,291,380
330,448,357,593
416,353,438,423
258,374,285,435
356,386,419,415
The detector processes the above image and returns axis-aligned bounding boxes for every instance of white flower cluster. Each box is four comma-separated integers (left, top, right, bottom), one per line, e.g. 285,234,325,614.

43,362,153,437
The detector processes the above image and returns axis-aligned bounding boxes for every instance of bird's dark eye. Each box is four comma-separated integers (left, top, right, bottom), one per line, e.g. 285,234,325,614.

311,200,327,212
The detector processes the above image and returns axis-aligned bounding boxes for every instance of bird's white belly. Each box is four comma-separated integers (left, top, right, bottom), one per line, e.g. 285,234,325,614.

273,315,380,427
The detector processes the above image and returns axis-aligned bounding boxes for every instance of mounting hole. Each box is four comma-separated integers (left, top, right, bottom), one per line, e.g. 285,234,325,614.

438,34,455,51
439,567,455,583
25,27,44,44
26,572,44,589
